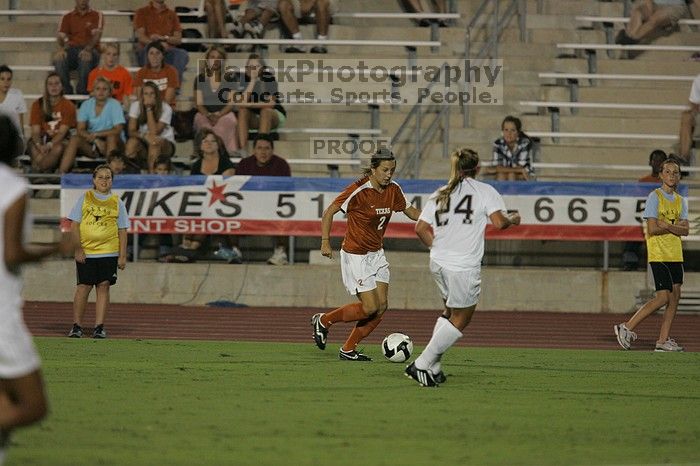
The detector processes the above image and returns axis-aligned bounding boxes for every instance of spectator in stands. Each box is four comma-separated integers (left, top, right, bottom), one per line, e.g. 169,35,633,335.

28,72,77,173
53,0,103,95
61,76,125,173
234,53,286,151
278,0,333,53
153,155,178,258
230,0,278,39
134,41,180,107
233,133,291,265
0,65,27,141
679,73,699,165
194,46,239,156
622,149,668,270
204,0,228,39
400,0,448,27
154,153,173,175
615,0,691,45
87,43,133,108
488,115,533,181
126,81,176,173
133,0,189,85
107,149,127,175
168,129,236,263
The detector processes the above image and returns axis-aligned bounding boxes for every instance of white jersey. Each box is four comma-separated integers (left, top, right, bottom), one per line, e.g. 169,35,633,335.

419,178,506,270
0,164,27,315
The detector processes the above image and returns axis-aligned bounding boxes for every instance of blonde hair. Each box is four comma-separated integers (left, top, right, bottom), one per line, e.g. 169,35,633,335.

436,148,479,209
92,75,113,95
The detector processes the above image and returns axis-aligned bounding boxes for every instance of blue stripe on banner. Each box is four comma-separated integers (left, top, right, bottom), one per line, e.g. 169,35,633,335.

60,174,689,197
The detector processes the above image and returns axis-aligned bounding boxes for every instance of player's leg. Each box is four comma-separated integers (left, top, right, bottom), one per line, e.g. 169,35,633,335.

0,371,48,430
656,263,684,351
94,280,110,338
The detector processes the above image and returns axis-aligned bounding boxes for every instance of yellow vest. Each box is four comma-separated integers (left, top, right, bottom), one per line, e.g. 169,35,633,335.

79,191,121,255
646,189,683,262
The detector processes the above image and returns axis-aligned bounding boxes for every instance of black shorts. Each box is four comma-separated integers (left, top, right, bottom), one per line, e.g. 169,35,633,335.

649,262,684,292
76,257,118,286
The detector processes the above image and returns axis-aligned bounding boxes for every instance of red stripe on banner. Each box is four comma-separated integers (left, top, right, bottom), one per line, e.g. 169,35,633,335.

62,218,644,241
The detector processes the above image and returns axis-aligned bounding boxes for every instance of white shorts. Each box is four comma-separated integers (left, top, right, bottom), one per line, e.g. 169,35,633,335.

0,312,41,379
340,248,390,296
430,260,481,308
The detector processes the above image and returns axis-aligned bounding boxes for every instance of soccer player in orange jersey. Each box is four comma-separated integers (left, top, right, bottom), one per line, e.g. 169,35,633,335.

311,149,421,361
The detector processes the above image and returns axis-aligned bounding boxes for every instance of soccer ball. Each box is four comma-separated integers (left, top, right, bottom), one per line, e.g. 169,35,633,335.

382,332,413,363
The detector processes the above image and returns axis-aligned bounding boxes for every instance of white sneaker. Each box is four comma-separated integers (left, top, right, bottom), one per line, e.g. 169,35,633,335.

614,323,637,350
655,338,684,352
267,246,288,265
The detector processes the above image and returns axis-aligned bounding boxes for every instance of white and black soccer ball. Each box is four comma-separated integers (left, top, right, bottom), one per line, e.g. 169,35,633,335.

382,332,413,363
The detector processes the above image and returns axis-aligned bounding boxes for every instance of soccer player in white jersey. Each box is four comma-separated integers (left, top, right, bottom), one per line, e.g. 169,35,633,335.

0,115,72,464
405,148,521,387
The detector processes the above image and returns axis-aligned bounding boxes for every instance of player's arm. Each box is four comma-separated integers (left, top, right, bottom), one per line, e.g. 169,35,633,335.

415,220,433,249
3,196,71,269
655,218,690,237
489,210,521,230
403,205,421,221
320,203,341,258
117,228,128,270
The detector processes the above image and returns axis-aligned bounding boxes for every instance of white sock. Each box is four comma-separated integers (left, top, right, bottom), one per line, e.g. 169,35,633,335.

427,316,448,374
415,318,462,371
292,32,303,40
317,34,328,40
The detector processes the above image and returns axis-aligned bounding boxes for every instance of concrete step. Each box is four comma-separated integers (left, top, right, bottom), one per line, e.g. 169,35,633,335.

541,85,690,105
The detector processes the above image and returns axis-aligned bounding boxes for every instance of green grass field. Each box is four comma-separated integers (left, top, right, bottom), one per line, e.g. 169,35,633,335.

6,338,700,466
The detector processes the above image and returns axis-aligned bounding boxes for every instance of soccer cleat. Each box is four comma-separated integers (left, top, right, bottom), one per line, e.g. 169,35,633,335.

614,323,637,350
655,339,684,352
311,313,328,350
93,325,107,339
339,348,371,361
433,370,447,384
267,246,288,265
68,324,82,338
405,362,438,387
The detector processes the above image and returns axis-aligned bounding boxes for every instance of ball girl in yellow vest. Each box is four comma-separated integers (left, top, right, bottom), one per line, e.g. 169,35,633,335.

614,158,689,352
67,164,128,339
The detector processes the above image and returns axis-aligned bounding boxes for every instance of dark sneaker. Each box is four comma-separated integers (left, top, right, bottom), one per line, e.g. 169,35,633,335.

339,348,371,361
310,45,327,54
405,362,438,387
311,313,328,350
433,370,447,384
68,324,82,338
93,325,107,339
284,45,307,53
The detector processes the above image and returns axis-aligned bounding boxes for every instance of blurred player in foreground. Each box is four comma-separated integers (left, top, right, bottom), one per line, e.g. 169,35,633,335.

0,115,72,464
407,148,520,387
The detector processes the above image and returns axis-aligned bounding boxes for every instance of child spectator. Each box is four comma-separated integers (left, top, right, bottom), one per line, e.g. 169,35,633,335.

107,149,127,175
29,72,77,173
87,43,134,108
52,0,103,95
61,76,125,173
67,164,128,339
126,81,176,173
134,41,180,107
194,46,239,156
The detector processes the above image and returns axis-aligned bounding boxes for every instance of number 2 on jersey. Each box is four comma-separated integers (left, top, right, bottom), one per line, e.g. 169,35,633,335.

377,215,387,230
435,195,473,226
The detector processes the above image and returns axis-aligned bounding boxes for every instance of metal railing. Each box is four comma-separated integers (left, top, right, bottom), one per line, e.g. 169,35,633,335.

391,0,527,179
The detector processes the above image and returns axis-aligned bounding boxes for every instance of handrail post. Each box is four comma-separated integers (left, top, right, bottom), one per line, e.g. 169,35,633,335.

430,22,440,53
518,0,527,42
493,0,499,58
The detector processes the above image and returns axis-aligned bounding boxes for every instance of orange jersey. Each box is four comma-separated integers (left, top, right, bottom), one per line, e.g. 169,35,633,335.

88,66,133,102
333,177,409,254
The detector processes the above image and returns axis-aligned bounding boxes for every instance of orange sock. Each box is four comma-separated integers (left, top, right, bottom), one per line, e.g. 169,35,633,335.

341,313,383,352
321,302,366,327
